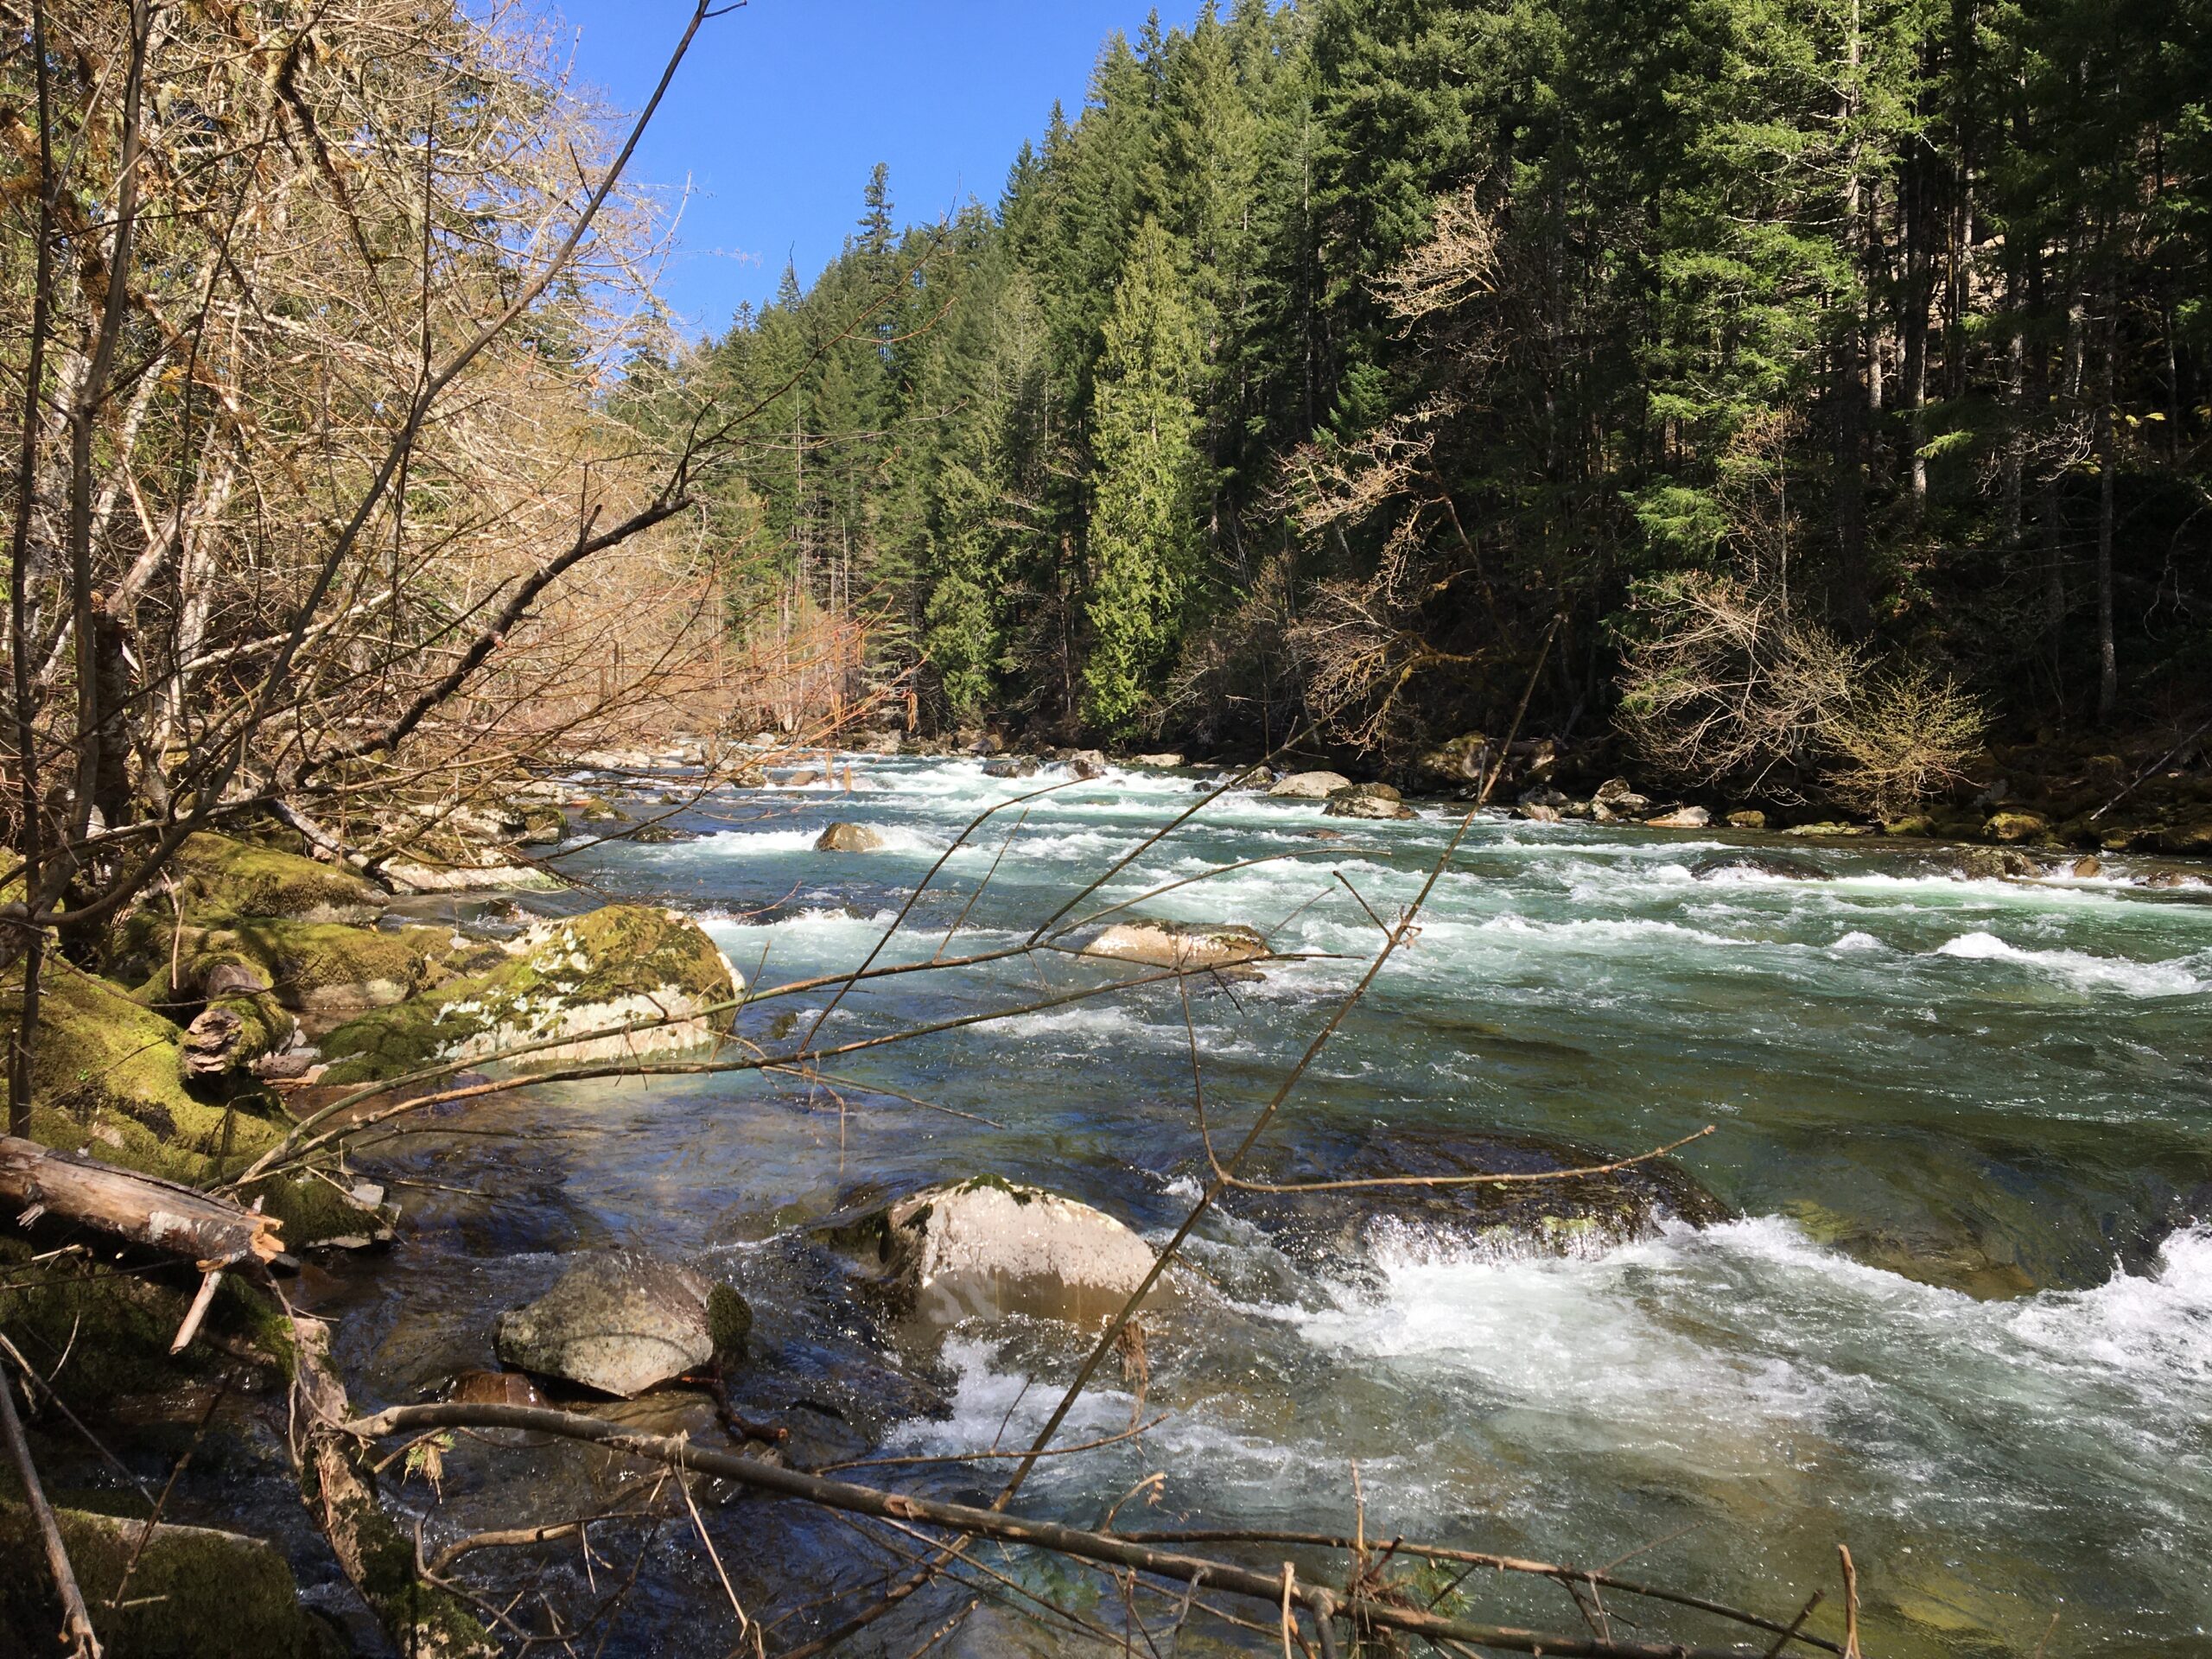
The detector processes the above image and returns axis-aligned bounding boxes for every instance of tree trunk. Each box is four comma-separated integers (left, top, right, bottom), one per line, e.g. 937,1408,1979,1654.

0,1136,283,1266
2094,302,2118,724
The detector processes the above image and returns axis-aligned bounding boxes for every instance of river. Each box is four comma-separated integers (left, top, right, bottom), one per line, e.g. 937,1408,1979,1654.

320,754,2212,1656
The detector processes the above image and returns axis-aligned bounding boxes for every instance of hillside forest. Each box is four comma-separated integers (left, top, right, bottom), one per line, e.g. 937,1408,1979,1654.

637,0,2212,817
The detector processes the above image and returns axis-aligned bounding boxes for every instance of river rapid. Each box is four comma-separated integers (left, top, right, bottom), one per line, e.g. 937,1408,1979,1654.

319,755,2212,1656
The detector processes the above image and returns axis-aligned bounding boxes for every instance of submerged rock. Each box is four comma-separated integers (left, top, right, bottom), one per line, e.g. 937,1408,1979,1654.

1082,918,1269,969
1268,770,1351,799
1220,1124,1730,1270
494,1252,749,1398
837,1178,1158,1325
1688,852,1831,881
815,821,886,853
317,905,741,1082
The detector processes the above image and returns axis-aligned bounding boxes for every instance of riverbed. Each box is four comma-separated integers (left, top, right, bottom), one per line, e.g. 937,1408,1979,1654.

317,755,2212,1656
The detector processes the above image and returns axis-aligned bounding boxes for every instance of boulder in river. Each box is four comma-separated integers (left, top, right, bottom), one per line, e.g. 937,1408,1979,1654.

1957,846,2042,880
1083,918,1269,969
839,1178,1159,1325
1983,810,2052,843
1123,751,1185,768
1063,747,1109,780
1324,784,1415,821
1643,804,1710,829
1268,770,1351,799
1688,851,1831,881
1726,808,1768,830
493,1252,751,1397
815,821,886,852
982,756,1039,779
317,905,741,1082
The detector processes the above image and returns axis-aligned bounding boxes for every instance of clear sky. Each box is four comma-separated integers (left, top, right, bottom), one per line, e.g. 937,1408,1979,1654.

537,1,1205,344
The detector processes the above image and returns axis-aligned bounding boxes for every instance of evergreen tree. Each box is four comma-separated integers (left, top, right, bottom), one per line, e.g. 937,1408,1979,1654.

1082,219,1210,734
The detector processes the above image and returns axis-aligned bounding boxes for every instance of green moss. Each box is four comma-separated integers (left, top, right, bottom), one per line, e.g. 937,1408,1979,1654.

303,1452,494,1658
707,1281,753,1358
168,832,386,923
241,1171,395,1253
1,959,287,1184
318,905,737,1083
0,1243,291,1405
0,1503,344,1659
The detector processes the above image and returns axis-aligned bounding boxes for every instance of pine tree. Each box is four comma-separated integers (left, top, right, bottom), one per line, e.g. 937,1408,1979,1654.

1082,219,1209,734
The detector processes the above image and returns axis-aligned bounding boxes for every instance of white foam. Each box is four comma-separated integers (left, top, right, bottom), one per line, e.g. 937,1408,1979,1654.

1931,931,2204,996
1830,930,1885,952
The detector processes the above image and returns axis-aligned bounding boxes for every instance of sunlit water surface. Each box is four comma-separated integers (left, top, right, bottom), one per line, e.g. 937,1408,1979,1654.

323,757,2212,1656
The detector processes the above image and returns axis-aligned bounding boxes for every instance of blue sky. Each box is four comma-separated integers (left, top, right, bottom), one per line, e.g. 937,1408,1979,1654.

540,1,1205,343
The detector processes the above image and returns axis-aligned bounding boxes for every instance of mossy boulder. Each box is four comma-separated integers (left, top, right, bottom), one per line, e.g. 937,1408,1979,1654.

317,905,741,1083
0,960,284,1184
144,918,447,1023
1984,810,2053,844
165,832,386,926
0,1505,343,1658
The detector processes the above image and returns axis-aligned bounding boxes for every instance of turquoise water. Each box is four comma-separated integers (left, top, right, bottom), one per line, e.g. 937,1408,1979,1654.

334,755,2212,1656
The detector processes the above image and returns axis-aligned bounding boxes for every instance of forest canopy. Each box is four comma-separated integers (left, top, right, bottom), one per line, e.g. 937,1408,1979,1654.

646,0,2212,793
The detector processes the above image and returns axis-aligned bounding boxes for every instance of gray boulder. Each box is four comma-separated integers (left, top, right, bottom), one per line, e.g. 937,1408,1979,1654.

1268,770,1351,799
494,1253,750,1398
1063,748,1109,780
982,756,1039,779
847,1179,1159,1325
1643,804,1710,829
816,821,886,852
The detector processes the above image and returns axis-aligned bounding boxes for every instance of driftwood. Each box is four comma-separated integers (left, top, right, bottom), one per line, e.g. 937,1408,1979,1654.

346,1401,1773,1659
0,1135,282,1268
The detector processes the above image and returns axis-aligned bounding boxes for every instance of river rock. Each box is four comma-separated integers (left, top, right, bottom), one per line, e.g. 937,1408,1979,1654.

2142,867,2210,889
1587,778,1651,822
1064,747,1109,780
1124,751,1185,768
1222,1124,1730,1270
815,821,886,852
1643,804,1710,829
1324,784,1415,820
1416,732,1492,786
1726,808,1768,830
842,1179,1159,1325
1958,846,2042,880
1268,770,1351,799
317,905,741,1082
1082,918,1269,969
982,756,1039,779
2070,854,2103,878
164,831,387,927
1517,803,1563,823
493,1252,750,1397
1689,852,1831,881
1984,810,2051,843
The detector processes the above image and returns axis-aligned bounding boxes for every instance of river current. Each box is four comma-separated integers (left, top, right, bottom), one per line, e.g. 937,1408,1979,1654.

326,755,2212,1656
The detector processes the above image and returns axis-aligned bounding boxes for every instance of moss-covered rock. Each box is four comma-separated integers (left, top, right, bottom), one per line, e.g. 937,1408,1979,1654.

165,832,386,926
317,905,741,1083
143,918,446,1023
0,960,285,1185
1984,810,2053,843
0,1504,343,1658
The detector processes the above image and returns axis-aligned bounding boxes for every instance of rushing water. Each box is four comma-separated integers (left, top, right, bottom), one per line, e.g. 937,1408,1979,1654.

323,756,2212,1656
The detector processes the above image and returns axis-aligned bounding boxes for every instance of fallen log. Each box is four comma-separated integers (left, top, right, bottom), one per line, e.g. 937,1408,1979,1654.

346,1401,1772,1659
0,1136,283,1268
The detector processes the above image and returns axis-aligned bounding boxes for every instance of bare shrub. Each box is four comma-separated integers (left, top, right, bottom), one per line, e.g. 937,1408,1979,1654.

1618,571,1986,816
1616,572,1858,795
1821,661,1986,820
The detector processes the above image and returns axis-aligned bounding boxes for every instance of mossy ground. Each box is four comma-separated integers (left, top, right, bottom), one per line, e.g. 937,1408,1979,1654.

0,1503,345,1658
